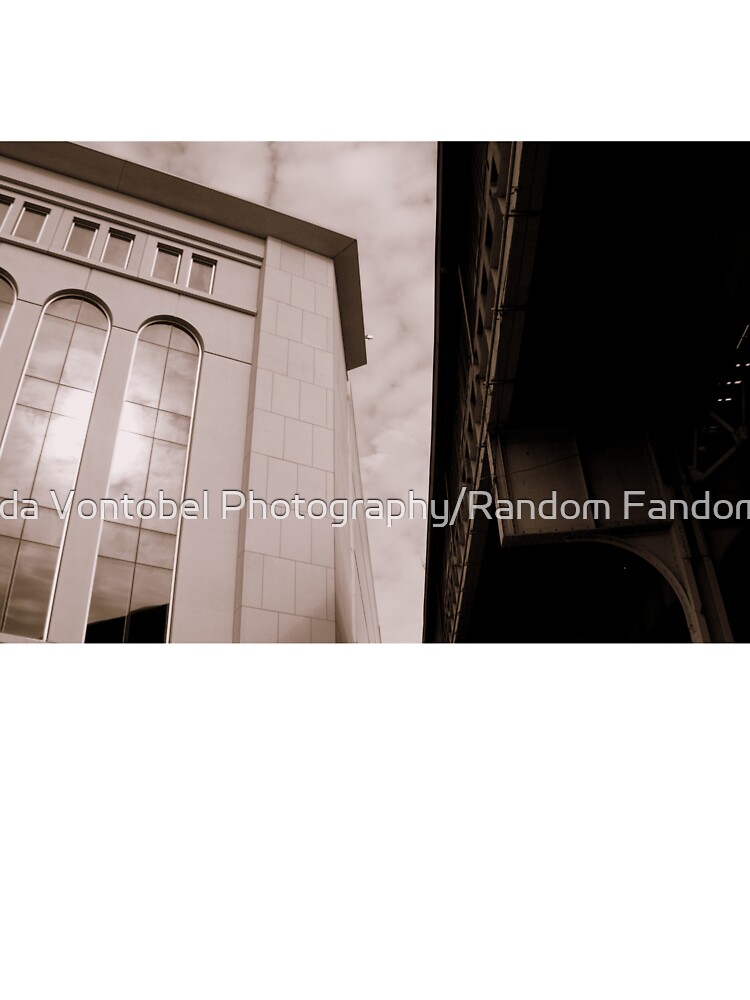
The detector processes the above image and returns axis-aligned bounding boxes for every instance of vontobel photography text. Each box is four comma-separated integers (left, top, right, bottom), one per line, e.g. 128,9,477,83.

3,488,750,529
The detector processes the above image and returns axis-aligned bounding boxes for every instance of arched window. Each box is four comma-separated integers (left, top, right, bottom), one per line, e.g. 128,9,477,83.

85,322,201,643
0,296,109,638
0,274,15,339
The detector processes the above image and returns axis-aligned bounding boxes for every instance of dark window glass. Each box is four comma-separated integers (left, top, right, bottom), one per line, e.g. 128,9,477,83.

85,323,200,644
65,220,98,257
102,231,133,268
0,296,109,639
188,257,215,293
153,246,181,283
14,205,49,242
0,198,13,228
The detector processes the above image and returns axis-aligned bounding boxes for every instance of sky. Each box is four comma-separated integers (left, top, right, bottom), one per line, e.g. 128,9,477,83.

87,142,438,642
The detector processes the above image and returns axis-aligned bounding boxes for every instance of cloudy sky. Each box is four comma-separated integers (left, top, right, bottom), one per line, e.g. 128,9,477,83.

87,142,437,642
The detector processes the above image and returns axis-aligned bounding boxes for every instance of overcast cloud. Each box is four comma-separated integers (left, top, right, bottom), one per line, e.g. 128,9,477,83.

87,142,437,642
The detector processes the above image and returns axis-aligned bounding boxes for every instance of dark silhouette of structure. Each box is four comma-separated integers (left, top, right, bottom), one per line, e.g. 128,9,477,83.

424,142,750,642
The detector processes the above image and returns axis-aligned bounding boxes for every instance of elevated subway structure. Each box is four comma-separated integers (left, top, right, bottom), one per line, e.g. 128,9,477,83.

423,142,750,642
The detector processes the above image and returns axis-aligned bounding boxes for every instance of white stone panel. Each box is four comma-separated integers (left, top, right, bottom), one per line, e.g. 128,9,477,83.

278,613,312,643
295,563,327,619
0,241,91,305
315,283,334,319
302,311,327,350
288,341,314,383
280,514,312,563
283,418,313,466
314,349,333,388
280,243,306,277
298,465,327,503
86,268,180,333
247,452,268,496
276,302,303,342
170,352,250,642
262,555,296,614
272,373,300,420
175,294,256,365
311,618,335,643
313,425,334,472
325,388,333,429
254,368,273,411
263,266,292,303
257,331,288,375
265,238,281,269
299,382,327,427
244,513,281,557
291,274,316,311
252,409,285,459
304,251,328,285
259,296,277,333
241,607,278,642
311,517,334,568
241,551,264,609
267,457,298,500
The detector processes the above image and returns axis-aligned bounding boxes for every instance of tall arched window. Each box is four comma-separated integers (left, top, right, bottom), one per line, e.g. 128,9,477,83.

0,274,15,340
86,322,201,643
0,296,109,638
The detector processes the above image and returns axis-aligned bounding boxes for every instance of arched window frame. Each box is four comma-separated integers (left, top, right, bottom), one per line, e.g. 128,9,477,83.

0,291,111,640
0,269,18,350
85,318,202,643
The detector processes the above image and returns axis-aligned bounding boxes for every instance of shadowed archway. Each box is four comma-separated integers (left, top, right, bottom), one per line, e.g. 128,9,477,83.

464,531,691,642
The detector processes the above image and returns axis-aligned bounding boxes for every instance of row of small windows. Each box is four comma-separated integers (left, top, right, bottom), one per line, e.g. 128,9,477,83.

153,244,215,292
66,219,134,267
0,274,201,643
1,198,216,294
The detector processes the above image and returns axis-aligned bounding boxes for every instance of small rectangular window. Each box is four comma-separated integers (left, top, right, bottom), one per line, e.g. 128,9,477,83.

0,197,13,228
13,204,49,242
102,230,134,268
153,245,181,283
187,255,215,294
65,219,99,257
